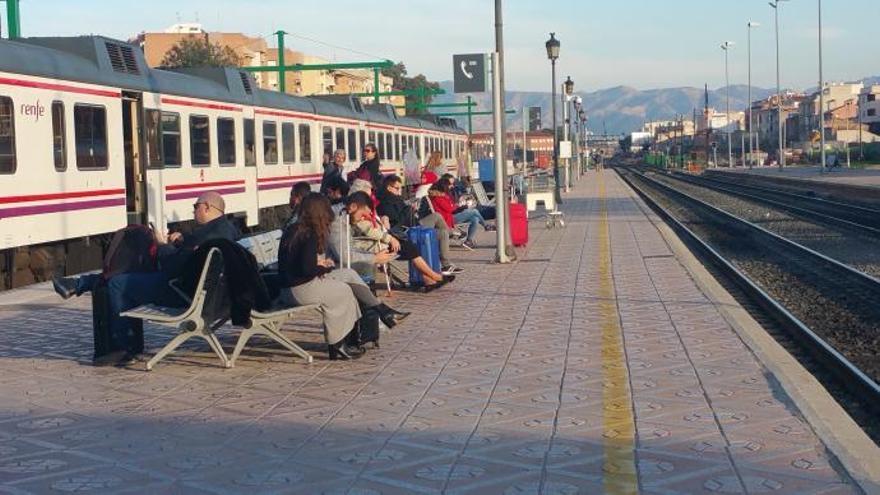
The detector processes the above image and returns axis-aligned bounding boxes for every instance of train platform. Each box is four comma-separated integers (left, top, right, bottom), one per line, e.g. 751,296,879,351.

707,165,880,190
0,170,877,494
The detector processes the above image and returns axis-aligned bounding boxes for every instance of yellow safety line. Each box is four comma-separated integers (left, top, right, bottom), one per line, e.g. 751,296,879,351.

598,171,639,494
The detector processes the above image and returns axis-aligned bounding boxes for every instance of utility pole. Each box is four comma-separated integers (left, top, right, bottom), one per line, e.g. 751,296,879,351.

770,0,789,169
493,0,513,263
748,21,760,168
818,0,827,173
4,0,21,39
275,30,287,94
721,41,734,168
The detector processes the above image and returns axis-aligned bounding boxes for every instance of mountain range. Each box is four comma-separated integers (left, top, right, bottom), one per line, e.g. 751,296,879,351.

433,76,879,135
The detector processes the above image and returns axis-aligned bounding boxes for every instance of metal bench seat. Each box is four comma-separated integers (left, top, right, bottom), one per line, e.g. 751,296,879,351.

228,302,320,367
121,247,230,371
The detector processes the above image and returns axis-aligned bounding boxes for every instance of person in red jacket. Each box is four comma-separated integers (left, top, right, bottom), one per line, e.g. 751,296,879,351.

429,180,491,249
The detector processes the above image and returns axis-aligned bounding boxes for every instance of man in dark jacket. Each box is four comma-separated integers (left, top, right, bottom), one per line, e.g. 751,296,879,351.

53,191,240,366
376,175,459,275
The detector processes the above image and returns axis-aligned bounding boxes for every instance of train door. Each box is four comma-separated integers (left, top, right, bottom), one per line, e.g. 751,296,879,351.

122,91,147,225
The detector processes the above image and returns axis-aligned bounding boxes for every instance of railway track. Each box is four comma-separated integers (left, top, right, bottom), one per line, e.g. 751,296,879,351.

616,166,880,425
666,170,880,236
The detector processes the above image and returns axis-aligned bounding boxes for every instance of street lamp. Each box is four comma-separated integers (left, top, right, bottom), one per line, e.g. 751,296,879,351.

563,76,575,191
721,41,735,167
546,33,562,204
747,21,760,168
769,0,790,169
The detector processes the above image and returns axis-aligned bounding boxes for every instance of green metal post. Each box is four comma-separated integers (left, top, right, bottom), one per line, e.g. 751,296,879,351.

6,0,21,39
467,96,473,135
275,30,287,93
373,68,380,104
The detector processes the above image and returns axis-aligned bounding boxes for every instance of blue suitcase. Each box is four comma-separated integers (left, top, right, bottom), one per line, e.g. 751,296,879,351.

407,226,441,286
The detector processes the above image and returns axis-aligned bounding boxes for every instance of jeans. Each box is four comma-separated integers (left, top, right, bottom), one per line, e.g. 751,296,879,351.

453,208,486,242
105,272,182,351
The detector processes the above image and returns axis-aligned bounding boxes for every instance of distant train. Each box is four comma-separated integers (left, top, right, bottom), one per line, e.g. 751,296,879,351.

0,36,466,288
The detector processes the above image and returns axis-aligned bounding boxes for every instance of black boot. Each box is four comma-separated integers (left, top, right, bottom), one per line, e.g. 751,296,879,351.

375,303,410,329
328,340,365,360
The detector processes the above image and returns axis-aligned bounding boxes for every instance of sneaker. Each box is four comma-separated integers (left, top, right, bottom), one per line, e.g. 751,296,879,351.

484,224,497,232
461,240,476,250
53,276,78,300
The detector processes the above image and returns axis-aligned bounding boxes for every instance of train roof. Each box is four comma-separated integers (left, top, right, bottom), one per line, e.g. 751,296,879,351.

0,35,464,134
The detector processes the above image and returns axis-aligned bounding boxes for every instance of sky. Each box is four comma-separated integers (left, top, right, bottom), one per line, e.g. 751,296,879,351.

13,0,879,93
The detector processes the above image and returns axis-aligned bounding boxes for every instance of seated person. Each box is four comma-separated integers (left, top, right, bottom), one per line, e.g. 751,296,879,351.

53,191,240,366
443,173,496,220
430,180,493,250
346,191,451,289
377,175,461,274
287,181,313,227
278,193,365,361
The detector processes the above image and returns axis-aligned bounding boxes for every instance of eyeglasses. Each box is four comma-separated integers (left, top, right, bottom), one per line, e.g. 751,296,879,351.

389,185,401,191
193,202,206,210
364,148,376,153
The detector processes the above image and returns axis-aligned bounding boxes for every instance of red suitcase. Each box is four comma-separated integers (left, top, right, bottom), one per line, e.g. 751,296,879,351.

509,203,528,247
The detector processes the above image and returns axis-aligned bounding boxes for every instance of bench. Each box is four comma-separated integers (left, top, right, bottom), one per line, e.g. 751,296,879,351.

123,243,322,370
121,247,231,371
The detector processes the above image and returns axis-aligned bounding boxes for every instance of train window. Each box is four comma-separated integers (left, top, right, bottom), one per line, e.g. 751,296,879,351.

386,133,394,161
189,115,211,167
377,132,385,159
335,128,345,156
262,121,278,165
282,123,295,164
415,136,421,158
369,131,376,147
322,126,333,157
394,133,401,161
347,128,357,161
74,104,108,170
299,123,312,163
144,109,161,168
161,112,181,167
359,130,366,154
401,134,408,154
243,118,255,166
217,118,236,166
0,96,14,174
52,101,67,171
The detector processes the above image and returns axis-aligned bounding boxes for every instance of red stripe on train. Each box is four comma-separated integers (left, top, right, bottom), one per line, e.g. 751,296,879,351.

166,187,246,201
0,188,125,205
165,180,245,191
0,76,120,98
161,97,242,112
257,173,323,183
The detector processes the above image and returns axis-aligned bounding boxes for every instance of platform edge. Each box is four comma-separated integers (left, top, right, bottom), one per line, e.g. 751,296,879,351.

616,170,880,495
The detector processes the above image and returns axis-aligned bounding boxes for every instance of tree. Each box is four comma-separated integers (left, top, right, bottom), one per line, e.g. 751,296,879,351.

160,36,243,69
381,62,440,112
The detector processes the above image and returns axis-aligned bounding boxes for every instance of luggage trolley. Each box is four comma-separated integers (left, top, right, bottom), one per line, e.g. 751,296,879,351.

525,174,565,229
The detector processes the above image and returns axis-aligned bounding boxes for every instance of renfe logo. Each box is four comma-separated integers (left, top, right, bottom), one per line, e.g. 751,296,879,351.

20,100,46,122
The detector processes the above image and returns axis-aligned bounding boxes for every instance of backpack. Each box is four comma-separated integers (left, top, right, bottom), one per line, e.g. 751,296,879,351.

102,225,158,281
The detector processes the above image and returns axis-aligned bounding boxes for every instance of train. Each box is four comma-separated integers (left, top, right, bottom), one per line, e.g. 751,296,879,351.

0,35,467,289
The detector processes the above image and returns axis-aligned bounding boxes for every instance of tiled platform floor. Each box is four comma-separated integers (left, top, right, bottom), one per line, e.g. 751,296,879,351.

0,170,859,494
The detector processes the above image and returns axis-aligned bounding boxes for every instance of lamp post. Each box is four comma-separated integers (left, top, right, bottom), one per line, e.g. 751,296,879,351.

546,33,562,204
721,41,735,167
770,0,790,169
747,21,760,168
563,76,574,191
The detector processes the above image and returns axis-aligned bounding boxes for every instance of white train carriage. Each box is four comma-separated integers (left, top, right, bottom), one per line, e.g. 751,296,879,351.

0,35,467,288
